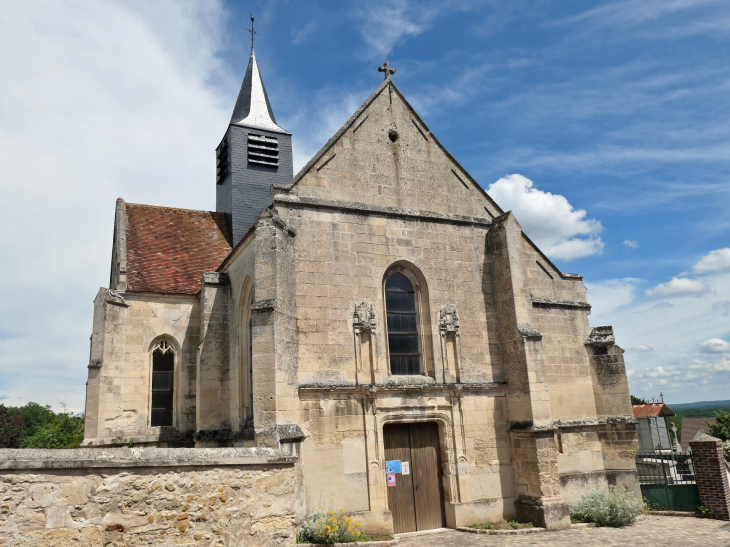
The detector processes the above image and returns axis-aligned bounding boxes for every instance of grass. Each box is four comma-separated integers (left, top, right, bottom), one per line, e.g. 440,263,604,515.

470,520,534,530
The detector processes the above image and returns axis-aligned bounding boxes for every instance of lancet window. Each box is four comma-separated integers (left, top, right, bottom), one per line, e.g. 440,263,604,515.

150,339,175,427
385,272,421,375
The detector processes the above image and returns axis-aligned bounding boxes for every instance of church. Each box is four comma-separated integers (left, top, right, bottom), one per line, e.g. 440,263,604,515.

82,40,639,533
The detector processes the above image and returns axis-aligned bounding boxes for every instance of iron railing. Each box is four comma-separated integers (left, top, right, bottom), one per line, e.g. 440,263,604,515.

635,451,696,485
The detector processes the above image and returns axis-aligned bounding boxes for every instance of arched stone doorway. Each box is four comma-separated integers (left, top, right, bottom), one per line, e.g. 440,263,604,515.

383,421,446,533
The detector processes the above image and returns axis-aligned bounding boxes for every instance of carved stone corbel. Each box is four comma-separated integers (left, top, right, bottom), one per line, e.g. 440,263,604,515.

353,302,377,384
438,304,462,383
438,304,460,336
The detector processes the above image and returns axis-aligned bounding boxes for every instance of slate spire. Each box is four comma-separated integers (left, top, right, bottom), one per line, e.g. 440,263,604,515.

216,21,293,248
230,48,289,134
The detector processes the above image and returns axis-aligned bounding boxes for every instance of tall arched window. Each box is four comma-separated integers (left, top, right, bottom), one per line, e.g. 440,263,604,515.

385,272,421,375
240,280,254,421
150,339,175,427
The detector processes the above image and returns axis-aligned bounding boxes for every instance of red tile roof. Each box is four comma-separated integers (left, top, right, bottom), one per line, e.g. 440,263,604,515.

680,418,716,450
632,404,676,418
125,203,232,295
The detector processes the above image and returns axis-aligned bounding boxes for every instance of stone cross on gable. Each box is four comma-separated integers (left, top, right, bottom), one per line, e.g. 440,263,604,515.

378,61,396,80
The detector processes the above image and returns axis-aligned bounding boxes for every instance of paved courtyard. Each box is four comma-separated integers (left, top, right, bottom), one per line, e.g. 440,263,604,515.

396,516,730,547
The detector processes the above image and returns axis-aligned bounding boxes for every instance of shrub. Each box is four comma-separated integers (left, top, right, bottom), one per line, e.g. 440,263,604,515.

723,439,730,462
298,509,361,544
569,486,644,527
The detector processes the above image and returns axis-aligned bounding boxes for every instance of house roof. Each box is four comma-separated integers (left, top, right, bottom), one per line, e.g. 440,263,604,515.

125,203,232,295
632,404,676,418
680,418,716,450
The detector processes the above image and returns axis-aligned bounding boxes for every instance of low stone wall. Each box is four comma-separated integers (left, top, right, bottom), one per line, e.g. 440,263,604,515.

0,448,297,547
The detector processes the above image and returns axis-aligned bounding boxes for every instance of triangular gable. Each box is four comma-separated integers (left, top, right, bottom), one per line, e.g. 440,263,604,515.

273,79,503,219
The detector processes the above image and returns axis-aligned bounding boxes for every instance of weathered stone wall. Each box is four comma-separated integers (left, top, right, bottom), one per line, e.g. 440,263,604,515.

285,81,501,220
252,76,637,531
222,236,256,434
281,206,498,386
0,448,296,547
84,291,200,447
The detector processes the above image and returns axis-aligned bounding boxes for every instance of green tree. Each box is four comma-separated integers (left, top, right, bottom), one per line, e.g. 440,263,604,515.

630,395,647,405
707,410,730,442
13,402,55,439
5,402,85,449
0,404,26,448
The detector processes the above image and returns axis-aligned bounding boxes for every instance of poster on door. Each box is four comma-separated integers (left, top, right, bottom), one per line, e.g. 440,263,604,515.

401,461,410,475
387,473,396,486
385,460,402,474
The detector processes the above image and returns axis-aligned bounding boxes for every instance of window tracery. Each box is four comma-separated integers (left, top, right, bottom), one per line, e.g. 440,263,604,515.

150,339,175,427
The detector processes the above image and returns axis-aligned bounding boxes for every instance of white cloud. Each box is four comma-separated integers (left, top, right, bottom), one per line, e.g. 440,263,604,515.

352,0,477,59
585,278,640,316
0,1,230,412
623,239,639,249
645,277,709,297
354,0,440,59
712,301,730,316
590,270,730,402
639,302,674,313
556,0,721,28
693,248,730,274
632,345,653,352
487,174,604,260
292,20,318,45
700,338,730,353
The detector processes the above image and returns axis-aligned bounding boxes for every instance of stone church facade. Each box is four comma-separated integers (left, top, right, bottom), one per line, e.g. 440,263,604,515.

83,49,639,533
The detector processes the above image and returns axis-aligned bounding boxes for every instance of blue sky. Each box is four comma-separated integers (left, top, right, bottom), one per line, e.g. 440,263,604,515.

1,0,729,411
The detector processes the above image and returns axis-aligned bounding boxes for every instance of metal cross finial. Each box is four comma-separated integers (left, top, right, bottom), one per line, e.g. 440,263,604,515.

378,61,396,80
244,13,260,52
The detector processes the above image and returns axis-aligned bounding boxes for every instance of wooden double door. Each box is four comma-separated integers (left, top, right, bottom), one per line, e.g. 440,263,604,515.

383,422,446,533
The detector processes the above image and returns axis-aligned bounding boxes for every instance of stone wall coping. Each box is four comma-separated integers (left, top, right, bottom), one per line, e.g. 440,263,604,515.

298,382,507,396
531,296,591,310
274,194,493,228
510,416,637,432
0,447,295,471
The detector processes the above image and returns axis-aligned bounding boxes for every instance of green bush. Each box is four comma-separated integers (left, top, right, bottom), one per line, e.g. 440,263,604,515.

6,402,84,449
298,509,361,544
569,487,644,527
708,411,730,442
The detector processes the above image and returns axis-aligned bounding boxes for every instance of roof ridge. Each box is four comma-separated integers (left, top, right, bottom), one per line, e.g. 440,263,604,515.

125,202,220,216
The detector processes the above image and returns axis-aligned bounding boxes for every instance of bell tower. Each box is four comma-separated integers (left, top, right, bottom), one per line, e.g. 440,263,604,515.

216,15,293,247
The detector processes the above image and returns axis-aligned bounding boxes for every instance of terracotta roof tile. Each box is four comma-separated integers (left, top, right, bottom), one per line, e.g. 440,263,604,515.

632,403,675,418
125,203,232,295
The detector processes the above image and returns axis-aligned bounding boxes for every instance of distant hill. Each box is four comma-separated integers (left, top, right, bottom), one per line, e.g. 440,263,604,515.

666,399,730,418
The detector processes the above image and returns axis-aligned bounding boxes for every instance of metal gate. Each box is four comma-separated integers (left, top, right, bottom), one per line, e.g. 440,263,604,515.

635,451,701,511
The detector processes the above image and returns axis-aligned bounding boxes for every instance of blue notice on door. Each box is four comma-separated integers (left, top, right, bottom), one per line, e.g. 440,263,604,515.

385,460,402,474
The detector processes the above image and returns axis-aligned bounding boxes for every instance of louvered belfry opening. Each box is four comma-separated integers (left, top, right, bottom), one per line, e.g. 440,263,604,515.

247,134,279,167
151,341,174,427
216,136,229,184
385,272,421,375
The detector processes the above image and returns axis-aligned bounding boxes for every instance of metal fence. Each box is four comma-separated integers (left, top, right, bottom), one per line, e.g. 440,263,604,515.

635,451,696,485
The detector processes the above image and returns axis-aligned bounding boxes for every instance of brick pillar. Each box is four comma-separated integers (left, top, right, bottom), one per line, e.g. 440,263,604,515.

690,433,730,521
